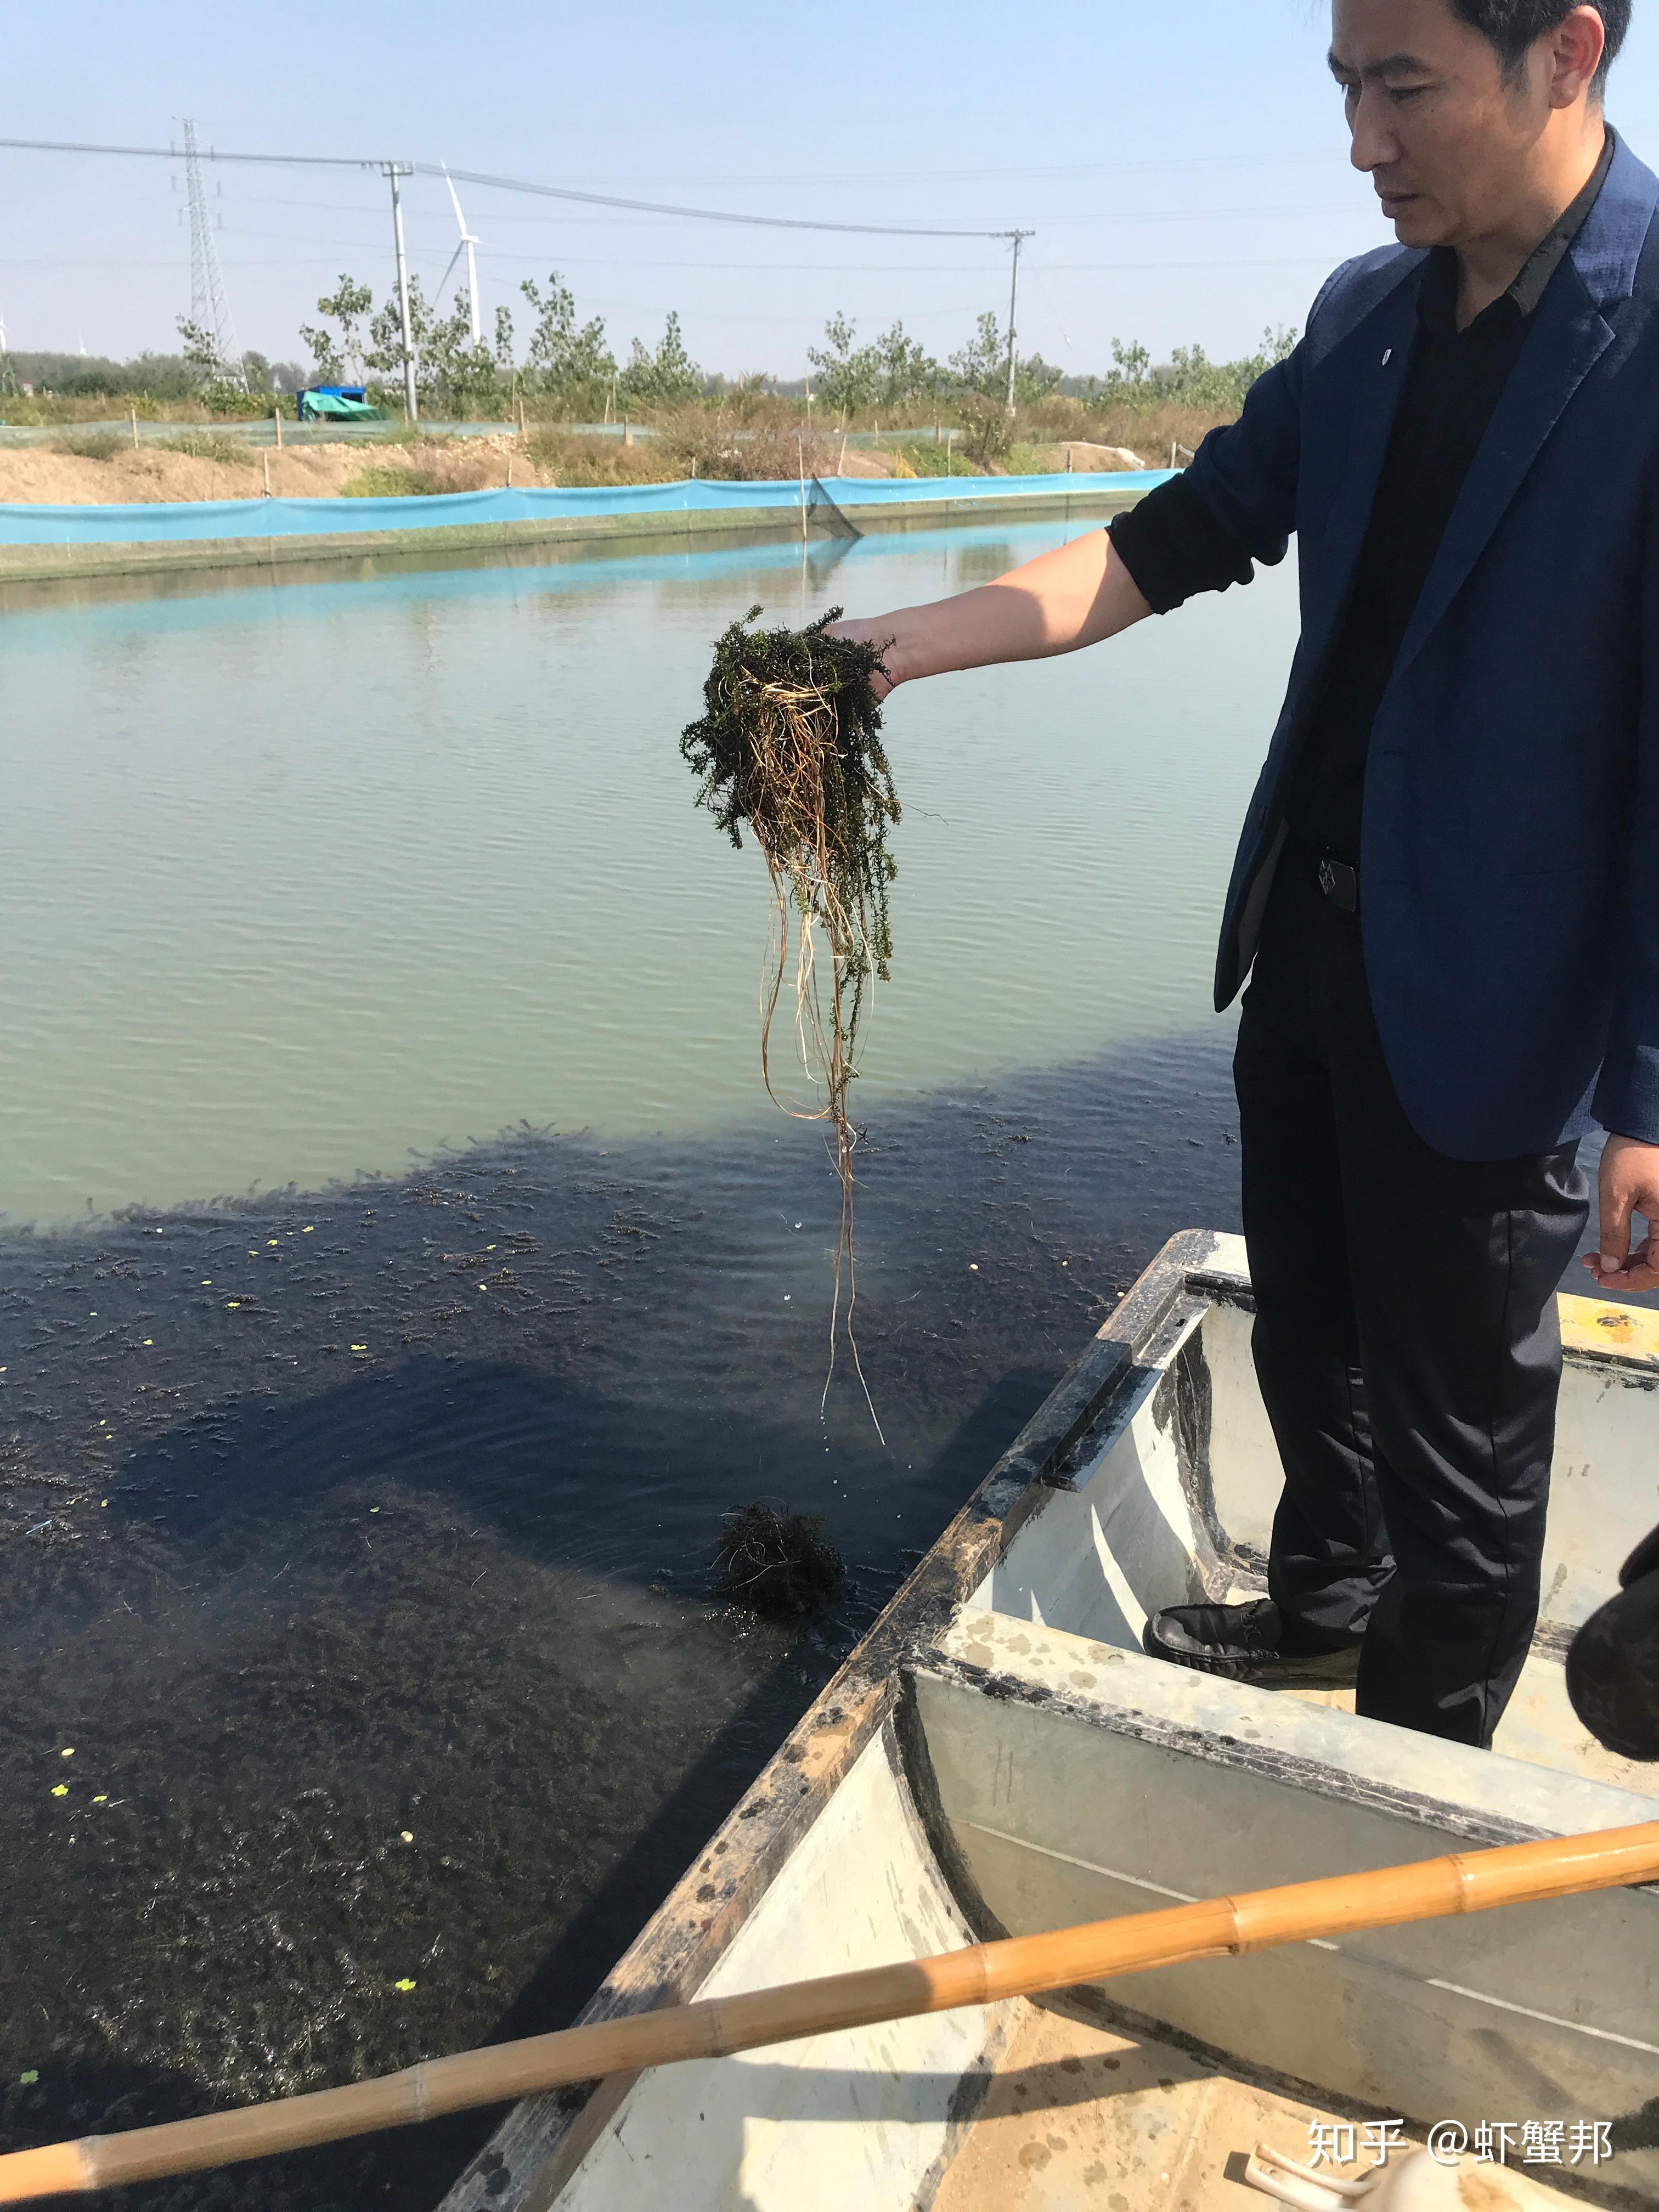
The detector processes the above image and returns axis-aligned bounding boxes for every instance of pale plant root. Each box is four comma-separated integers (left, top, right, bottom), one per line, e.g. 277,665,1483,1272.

748,672,884,1440
680,607,898,1438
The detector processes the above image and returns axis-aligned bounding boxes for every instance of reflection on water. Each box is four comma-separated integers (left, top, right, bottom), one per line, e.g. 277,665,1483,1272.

0,523,1299,1224
0,524,1292,2208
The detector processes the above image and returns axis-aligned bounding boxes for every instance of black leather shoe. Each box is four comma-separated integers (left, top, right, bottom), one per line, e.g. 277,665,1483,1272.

1143,1598,1363,1688
1566,1522,1659,1761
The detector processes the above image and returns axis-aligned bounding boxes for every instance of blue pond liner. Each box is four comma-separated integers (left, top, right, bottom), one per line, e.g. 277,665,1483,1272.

0,471,1174,548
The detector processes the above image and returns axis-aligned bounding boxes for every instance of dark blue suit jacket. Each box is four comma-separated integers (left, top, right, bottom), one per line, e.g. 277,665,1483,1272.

1196,132,1659,1159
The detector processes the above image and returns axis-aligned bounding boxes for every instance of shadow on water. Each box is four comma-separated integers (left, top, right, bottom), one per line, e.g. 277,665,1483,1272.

0,1016,1641,2208
0,1020,1244,2208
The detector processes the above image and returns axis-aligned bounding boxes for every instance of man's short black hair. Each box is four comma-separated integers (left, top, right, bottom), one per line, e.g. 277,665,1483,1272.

1447,0,1631,90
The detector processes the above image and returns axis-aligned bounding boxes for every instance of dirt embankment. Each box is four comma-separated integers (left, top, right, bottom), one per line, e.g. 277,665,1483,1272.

0,431,1160,507
0,435,554,507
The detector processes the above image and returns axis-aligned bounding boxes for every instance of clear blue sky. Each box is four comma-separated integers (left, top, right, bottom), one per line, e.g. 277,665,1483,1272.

5,0,1658,377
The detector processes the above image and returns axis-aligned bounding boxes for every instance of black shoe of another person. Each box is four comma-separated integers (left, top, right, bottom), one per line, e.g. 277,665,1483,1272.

1567,1522,1659,1762
1142,1598,1363,1688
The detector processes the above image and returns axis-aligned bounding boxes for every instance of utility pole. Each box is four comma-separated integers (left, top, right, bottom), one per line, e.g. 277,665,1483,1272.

1003,230,1033,416
385,161,418,424
179,118,247,389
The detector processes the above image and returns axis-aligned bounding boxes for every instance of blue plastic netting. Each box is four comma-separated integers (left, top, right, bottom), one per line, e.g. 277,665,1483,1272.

0,471,1173,548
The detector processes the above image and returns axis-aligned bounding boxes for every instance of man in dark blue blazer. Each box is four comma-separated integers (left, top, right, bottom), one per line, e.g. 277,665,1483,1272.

832,0,1659,1745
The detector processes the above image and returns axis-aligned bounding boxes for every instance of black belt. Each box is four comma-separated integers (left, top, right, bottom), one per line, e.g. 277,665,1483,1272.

1316,853,1359,915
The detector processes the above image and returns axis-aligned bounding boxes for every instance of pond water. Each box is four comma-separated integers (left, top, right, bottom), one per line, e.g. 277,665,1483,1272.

6,520,1591,2211
0,521,1297,1225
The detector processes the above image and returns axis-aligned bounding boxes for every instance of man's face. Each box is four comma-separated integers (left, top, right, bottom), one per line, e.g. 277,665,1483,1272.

1330,0,1562,247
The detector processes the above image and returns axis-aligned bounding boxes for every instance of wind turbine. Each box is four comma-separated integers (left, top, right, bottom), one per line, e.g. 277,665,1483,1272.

438,166,481,346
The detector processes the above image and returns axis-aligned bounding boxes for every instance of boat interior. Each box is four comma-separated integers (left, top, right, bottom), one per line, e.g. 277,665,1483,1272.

442,1233,1659,2212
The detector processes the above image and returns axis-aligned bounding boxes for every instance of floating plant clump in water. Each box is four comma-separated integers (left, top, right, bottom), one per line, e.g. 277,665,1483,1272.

714,1501,845,1617
681,605,898,1430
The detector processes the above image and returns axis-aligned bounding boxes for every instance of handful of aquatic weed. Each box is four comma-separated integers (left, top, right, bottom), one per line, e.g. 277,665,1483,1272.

680,605,899,1430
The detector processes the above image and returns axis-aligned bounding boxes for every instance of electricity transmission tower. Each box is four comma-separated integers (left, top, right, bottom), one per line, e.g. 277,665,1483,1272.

179,118,246,388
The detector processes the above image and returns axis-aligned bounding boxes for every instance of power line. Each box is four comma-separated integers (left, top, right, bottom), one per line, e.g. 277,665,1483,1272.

456,149,1338,188
0,135,381,170
221,194,1351,236
415,161,1019,239
0,135,1026,240
5,252,1343,278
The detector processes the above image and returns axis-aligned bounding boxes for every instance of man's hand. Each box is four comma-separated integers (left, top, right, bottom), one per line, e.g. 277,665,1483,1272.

1583,1133,1659,1296
823,613,901,699
822,531,1153,700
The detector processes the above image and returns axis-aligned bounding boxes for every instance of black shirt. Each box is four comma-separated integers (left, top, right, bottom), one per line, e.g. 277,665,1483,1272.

1108,133,1615,867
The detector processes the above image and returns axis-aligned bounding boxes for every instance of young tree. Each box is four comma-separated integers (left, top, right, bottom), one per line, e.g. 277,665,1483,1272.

365,275,438,406
298,276,375,385
871,321,939,409
1228,325,1298,388
520,272,616,402
617,311,702,407
947,309,1062,404
1108,338,1152,397
176,316,250,408
418,287,505,415
807,312,879,417
176,317,225,387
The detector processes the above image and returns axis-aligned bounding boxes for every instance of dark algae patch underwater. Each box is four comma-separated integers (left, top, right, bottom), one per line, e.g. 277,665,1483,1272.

714,1502,845,1618
681,606,898,1423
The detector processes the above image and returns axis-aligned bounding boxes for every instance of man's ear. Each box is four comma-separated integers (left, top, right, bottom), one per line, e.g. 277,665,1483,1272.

1547,4,1607,107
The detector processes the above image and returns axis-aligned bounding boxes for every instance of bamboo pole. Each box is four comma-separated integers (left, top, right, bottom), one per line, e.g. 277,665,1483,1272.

3,1819,1656,2203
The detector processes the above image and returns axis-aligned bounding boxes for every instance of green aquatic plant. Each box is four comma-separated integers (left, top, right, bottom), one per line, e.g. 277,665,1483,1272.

681,605,898,1426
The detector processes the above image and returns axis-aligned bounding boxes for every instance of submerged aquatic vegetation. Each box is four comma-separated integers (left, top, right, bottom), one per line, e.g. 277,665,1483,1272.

714,1501,844,1617
680,605,898,1427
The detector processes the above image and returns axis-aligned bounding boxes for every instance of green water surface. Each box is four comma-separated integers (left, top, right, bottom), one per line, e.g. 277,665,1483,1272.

0,524,1299,1222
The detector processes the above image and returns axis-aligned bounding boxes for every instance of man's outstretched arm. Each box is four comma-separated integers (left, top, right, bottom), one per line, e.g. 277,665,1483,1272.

830,336,1306,695
828,527,1154,696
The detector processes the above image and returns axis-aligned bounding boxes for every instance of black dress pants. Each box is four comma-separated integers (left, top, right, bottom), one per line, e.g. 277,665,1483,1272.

1234,855,1589,1747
